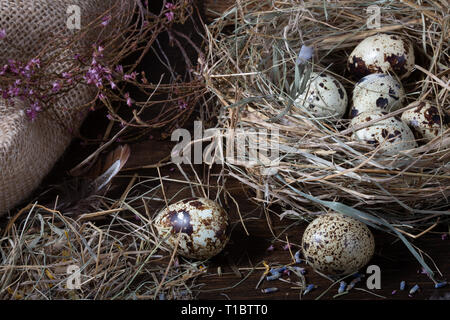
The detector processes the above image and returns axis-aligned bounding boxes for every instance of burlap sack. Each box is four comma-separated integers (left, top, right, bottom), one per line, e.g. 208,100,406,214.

0,0,136,215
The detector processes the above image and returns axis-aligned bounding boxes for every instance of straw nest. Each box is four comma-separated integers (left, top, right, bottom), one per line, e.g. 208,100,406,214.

201,1,449,239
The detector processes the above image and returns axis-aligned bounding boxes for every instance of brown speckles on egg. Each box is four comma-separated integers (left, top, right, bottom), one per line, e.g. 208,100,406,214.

352,73,405,116
153,198,230,260
401,101,449,143
189,200,205,209
384,53,407,75
294,72,348,120
301,213,375,276
348,55,380,79
348,33,415,79
351,110,417,154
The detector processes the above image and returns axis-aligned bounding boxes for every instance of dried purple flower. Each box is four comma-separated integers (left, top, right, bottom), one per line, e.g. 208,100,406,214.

123,71,137,81
165,2,175,10
52,81,62,93
101,15,111,27
165,11,174,21
303,284,316,295
115,65,124,74
25,101,42,121
409,284,420,295
178,100,188,110
338,281,347,294
165,3,175,21
124,92,133,107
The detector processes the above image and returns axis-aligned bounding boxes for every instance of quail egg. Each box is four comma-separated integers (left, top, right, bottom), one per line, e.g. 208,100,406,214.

350,110,418,154
153,197,230,260
401,101,449,143
348,33,415,79
350,73,405,118
301,212,375,276
293,72,348,119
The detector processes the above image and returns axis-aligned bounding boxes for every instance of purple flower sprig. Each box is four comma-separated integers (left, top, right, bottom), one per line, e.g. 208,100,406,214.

0,57,49,121
0,40,142,122
165,2,175,21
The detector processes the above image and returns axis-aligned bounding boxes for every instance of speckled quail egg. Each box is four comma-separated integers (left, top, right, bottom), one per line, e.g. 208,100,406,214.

293,72,348,119
350,73,405,118
153,197,230,260
350,110,418,154
301,213,375,276
401,101,449,143
348,33,415,79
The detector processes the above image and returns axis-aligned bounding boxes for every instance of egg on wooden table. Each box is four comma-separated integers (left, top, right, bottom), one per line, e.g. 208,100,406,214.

301,213,375,276
350,73,405,118
293,72,348,120
348,33,415,79
401,101,449,143
153,197,230,260
350,110,418,155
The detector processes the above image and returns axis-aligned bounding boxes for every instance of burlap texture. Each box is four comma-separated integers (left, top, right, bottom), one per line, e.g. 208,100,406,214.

0,0,136,214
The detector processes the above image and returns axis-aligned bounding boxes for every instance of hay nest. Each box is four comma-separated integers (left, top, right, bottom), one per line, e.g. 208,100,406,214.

201,1,449,270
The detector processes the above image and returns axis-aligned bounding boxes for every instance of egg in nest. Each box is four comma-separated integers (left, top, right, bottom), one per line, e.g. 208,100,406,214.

350,73,405,118
348,33,415,79
401,101,449,143
301,213,375,276
153,197,230,260
293,72,348,120
350,110,417,155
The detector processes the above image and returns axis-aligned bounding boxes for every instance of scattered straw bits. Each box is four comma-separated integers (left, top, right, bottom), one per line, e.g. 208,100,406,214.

347,33,415,79
293,71,348,120
153,198,230,260
350,73,405,118
301,213,375,276
350,110,418,154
